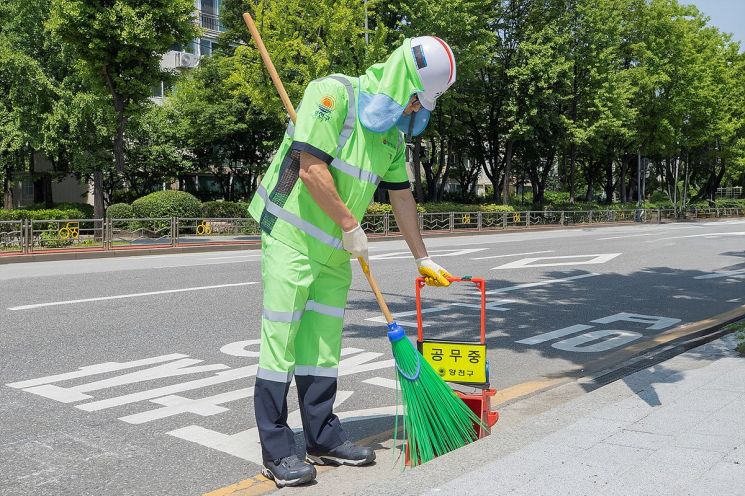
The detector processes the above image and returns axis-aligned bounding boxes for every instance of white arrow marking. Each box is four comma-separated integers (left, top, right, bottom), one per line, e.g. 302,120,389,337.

492,253,621,270
472,250,553,260
370,248,487,260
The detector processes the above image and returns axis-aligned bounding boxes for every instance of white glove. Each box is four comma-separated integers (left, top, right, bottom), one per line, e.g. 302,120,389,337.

342,225,368,262
416,257,452,287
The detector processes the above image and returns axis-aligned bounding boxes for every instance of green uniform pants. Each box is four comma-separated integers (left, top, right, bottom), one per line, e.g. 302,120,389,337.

255,234,351,462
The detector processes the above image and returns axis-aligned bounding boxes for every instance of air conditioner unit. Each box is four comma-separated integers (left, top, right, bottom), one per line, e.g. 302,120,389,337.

177,52,200,69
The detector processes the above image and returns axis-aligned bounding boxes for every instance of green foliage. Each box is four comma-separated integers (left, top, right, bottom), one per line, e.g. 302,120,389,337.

365,202,513,214
131,191,202,219
165,54,278,201
201,201,249,218
39,228,73,248
106,203,134,219
0,208,88,220
713,199,745,208
47,0,199,187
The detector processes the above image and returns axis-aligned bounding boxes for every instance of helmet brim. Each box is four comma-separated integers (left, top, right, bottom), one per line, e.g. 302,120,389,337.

417,92,436,111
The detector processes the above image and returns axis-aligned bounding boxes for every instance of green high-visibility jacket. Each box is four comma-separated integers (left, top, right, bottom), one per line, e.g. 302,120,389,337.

248,39,425,266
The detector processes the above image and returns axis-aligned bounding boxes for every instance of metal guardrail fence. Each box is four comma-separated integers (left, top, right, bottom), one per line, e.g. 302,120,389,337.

1,207,743,256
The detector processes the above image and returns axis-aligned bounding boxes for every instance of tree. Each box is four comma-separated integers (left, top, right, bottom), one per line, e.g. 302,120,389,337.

166,54,279,201
122,104,193,201
48,0,199,217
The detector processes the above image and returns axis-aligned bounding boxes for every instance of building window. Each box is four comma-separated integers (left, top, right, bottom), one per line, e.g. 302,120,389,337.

199,38,216,56
199,0,224,33
22,179,34,203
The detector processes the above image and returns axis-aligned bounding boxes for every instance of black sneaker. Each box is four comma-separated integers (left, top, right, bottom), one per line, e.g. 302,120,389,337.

306,440,376,466
261,455,316,488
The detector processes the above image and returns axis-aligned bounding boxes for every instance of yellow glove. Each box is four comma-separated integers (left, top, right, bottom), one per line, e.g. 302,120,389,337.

416,257,452,287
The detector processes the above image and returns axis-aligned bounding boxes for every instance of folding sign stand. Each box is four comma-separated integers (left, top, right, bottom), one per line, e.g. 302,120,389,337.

416,276,499,439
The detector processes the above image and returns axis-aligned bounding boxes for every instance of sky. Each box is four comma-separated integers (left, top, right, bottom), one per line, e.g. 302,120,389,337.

687,0,745,46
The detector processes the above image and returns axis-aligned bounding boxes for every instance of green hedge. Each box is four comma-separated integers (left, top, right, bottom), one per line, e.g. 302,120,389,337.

0,208,89,221
106,203,134,219
131,191,202,219
22,202,95,217
202,201,249,218
713,199,745,208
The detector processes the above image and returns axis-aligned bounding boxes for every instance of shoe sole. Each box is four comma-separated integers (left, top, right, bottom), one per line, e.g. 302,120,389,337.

261,467,315,488
305,453,376,467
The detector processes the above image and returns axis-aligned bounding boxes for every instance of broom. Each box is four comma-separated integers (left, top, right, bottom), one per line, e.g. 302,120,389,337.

242,12,484,467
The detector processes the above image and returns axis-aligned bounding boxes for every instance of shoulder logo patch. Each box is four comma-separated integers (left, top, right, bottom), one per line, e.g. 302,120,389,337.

314,95,336,121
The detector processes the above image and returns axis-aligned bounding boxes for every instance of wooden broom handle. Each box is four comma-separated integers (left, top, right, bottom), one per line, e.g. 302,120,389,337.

358,258,395,325
242,12,297,124
243,12,394,326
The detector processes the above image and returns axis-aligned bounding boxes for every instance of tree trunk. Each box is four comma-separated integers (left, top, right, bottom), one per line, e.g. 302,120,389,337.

2,165,13,209
569,144,576,204
585,163,594,202
502,140,514,205
620,157,627,202
604,157,614,204
93,169,105,219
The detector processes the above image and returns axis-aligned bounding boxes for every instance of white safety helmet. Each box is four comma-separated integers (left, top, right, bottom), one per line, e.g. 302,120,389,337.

409,36,457,111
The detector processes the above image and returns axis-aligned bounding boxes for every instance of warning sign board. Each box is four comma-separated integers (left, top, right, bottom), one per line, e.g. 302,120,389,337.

420,340,487,384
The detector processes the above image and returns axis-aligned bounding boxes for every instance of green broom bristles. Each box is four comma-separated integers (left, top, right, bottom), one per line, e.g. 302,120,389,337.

387,323,486,467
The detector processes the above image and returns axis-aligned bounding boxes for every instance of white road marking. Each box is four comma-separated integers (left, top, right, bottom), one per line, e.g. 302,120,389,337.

694,269,745,280
552,330,642,353
150,260,257,269
363,377,398,389
517,324,593,345
370,248,487,260
120,387,255,425
77,366,259,411
492,253,621,270
366,306,451,327
167,394,397,465
652,232,745,241
485,273,600,295
591,312,680,330
471,250,553,260
7,282,259,310
597,233,656,241
22,359,231,403
5,354,188,389
205,254,261,260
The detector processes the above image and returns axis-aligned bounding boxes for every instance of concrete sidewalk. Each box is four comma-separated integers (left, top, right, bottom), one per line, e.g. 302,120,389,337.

301,334,745,496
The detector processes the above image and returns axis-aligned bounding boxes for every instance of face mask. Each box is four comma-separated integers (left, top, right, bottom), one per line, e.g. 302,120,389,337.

358,92,405,133
396,109,431,137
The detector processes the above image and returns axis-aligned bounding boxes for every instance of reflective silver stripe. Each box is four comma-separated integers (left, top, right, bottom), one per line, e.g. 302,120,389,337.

329,158,380,185
257,185,343,249
262,308,303,322
294,365,338,378
256,367,294,383
326,75,356,153
305,300,345,318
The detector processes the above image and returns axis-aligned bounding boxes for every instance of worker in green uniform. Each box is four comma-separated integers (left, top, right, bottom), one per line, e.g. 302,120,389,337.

248,36,457,487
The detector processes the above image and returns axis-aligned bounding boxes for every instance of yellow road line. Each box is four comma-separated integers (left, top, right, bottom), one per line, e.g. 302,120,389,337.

491,378,569,406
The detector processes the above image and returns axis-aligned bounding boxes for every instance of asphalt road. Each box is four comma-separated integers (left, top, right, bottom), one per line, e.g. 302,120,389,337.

1,219,743,495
